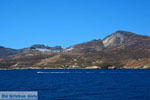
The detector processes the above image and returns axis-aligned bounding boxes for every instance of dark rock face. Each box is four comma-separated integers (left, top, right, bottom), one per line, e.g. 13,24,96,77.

29,44,50,49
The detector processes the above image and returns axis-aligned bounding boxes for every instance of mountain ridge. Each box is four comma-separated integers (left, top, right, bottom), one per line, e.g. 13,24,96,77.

0,30,150,69
0,30,147,51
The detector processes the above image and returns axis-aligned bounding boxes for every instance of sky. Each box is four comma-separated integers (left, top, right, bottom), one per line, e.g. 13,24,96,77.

0,0,150,49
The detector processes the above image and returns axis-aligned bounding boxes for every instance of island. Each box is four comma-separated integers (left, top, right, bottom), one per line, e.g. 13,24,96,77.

0,30,150,69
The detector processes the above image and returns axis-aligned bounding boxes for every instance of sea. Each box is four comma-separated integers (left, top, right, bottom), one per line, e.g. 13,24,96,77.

0,69,150,100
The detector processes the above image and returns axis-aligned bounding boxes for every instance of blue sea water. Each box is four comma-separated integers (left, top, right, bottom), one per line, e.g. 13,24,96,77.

0,69,150,100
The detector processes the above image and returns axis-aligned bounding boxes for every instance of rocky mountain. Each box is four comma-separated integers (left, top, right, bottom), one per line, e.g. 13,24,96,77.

65,39,104,52
0,30,150,69
103,31,150,60
0,46,20,58
0,44,63,58
102,30,136,47
29,44,63,52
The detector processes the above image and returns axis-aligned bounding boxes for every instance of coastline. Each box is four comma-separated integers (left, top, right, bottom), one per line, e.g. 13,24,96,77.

0,67,150,70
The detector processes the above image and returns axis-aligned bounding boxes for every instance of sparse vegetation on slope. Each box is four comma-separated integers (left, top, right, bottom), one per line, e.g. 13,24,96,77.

0,30,150,69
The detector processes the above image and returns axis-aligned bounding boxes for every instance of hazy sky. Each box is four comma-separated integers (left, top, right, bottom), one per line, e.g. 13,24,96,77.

0,0,150,49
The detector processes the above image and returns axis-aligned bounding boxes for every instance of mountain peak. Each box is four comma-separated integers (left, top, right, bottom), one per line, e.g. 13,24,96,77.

29,44,50,49
102,30,135,47
113,30,135,36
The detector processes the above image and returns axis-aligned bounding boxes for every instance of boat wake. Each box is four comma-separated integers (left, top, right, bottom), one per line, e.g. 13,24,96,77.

37,71,148,74
37,71,95,74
